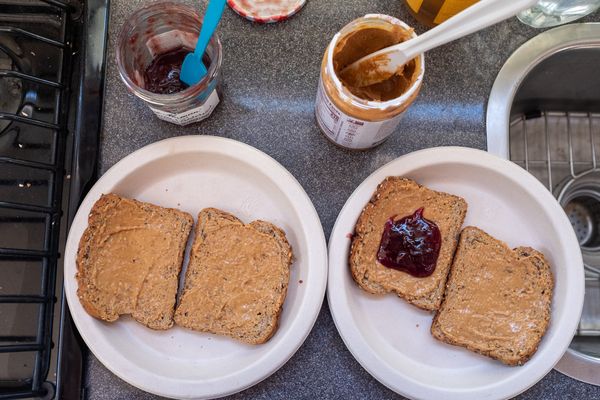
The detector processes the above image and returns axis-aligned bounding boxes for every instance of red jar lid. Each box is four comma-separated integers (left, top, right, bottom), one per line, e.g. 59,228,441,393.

227,0,307,23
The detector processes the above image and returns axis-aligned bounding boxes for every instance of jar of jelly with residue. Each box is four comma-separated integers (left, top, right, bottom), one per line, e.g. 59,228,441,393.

116,1,223,125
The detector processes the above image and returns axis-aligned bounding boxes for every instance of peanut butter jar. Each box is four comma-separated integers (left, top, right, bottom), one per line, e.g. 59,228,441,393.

315,14,425,150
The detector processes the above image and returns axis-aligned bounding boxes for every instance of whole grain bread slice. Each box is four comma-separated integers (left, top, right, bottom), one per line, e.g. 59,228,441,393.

350,177,467,311
431,226,554,366
174,208,293,344
76,193,193,330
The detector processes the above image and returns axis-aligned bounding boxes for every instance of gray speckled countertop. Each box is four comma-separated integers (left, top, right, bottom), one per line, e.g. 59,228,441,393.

85,0,600,399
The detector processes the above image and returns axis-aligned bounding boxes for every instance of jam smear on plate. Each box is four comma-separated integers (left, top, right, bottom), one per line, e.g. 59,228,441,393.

377,207,441,277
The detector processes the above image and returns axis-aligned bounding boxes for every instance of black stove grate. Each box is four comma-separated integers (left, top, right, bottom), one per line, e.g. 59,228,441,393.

0,1,77,398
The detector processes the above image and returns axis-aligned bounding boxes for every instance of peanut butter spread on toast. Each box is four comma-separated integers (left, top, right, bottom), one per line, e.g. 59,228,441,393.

350,178,467,311
438,249,547,343
174,208,292,344
93,227,168,307
179,225,286,328
361,193,453,295
76,194,193,330
432,227,553,365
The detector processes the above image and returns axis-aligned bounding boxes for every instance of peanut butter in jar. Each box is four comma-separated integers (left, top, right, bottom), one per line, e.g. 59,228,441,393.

315,14,425,150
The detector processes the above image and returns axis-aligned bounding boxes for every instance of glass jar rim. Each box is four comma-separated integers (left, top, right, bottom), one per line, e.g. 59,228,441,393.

326,14,425,111
115,1,223,106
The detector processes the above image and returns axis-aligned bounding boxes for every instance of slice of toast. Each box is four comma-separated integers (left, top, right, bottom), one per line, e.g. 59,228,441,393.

174,208,293,344
350,177,467,311
76,194,193,330
431,226,554,366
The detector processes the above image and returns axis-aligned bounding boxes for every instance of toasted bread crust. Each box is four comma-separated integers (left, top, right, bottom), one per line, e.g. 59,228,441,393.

174,208,293,344
76,194,193,330
431,227,554,366
349,177,467,310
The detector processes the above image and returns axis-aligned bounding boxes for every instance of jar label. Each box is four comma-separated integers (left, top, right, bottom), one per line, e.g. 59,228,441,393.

149,89,220,126
315,78,405,149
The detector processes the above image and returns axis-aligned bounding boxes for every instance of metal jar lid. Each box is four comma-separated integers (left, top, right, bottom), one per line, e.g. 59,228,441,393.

227,0,306,23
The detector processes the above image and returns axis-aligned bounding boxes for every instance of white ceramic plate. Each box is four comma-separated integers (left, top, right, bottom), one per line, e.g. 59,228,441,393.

327,147,584,400
64,136,327,399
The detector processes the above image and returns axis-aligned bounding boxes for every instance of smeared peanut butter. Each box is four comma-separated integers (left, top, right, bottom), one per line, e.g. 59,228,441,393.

94,227,169,308
435,230,553,359
76,194,193,329
176,223,289,335
333,26,415,101
356,191,457,296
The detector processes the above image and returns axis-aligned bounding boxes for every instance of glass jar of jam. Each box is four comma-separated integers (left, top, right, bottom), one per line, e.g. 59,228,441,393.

315,14,425,150
116,1,223,126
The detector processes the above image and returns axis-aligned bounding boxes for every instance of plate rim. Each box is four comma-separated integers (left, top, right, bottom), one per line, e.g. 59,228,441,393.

63,135,328,399
327,146,585,400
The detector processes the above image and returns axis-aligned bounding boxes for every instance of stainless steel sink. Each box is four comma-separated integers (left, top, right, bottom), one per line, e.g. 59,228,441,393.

487,23,600,385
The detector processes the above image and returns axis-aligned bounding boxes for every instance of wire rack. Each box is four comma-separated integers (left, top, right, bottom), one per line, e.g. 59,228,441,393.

510,110,600,336
510,111,600,192
0,1,76,398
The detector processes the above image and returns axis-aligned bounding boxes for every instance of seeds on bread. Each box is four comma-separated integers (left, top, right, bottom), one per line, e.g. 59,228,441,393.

350,177,467,311
76,194,193,330
174,208,292,344
431,226,554,366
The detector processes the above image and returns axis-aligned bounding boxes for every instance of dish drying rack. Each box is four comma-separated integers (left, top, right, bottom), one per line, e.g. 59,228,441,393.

510,110,600,337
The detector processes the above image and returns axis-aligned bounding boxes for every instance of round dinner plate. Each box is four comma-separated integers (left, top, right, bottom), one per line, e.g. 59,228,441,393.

327,147,584,400
64,136,328,399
